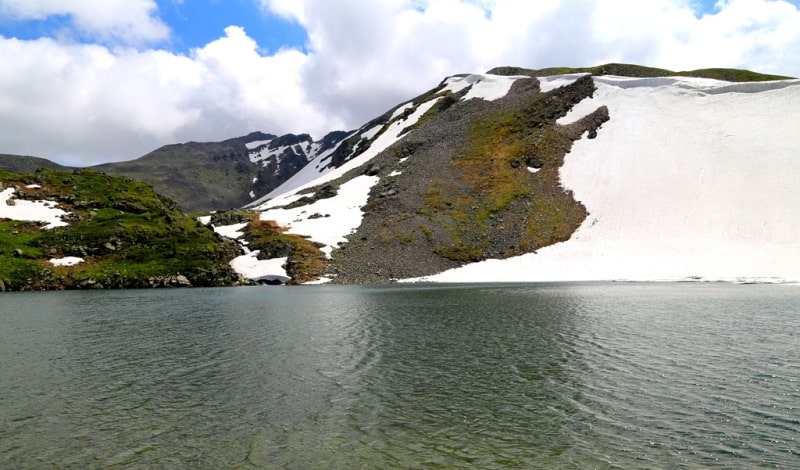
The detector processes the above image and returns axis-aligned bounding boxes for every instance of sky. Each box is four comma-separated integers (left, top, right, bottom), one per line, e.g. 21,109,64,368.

1,0,799,166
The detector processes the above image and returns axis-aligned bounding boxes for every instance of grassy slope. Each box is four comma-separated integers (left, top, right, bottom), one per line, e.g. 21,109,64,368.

0,168,242,291
488,63,795,81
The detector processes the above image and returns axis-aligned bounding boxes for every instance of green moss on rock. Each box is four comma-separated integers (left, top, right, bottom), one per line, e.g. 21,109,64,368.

0,168,243,291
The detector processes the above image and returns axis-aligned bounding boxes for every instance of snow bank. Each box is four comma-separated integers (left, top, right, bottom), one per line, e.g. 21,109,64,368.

537,73,590,92
259,175,379,257
245,140,271,150
251,91,453,261
0,186,70,229
230,253,289,284
213,222,248,239
443,74,525,101
249,140,312,165
409,75,800,283
49,257,84,267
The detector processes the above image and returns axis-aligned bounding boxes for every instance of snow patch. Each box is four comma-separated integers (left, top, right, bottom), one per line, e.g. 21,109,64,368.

256,96,439,208
405,75,800,283
213,222,248,240
390,102,414,120
0,186,70,229
245,140,271,150
230,252,289,283
49,257,84,267
538,73,591,92
443,74,525,101
361,124,382,140
259,175,379,257
248,131,357,206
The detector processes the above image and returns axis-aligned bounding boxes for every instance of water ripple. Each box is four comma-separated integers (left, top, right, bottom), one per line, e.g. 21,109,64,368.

1,284,799,467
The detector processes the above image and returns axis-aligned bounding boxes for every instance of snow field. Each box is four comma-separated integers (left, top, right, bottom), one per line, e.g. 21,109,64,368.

409,75,800,283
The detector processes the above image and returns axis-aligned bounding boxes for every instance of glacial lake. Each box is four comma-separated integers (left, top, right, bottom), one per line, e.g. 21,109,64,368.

1,283,798,468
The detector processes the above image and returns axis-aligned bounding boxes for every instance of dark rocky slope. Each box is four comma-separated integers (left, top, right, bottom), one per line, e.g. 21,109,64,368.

319,75,609,283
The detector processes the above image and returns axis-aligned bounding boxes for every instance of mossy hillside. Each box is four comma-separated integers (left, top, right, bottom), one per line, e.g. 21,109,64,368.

329,74,611,283
0,168,241,291
238,213,327,284
488,63,795,81
420,75,609,262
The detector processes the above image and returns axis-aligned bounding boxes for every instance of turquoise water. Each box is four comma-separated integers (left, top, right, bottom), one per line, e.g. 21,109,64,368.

1,283,798,468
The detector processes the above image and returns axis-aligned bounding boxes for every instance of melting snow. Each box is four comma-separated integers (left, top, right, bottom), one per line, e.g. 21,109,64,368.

245,140,271,150
259,175,379,257
390,102,414,120
0,186,70,229
49,257,84,267
213,222,248,239
230,253,289,284
406,75,800,283
361,125,382,140
248,131,357,206
255,94,440,209
249,139,314,166
538,73,591,93
442,74,525,101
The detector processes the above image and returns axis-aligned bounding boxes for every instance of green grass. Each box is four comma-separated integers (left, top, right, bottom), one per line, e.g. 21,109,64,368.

488,63,795,81
0,168,241,290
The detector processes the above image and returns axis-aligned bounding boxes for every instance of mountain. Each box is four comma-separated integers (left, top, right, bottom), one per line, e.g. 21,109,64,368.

0,132,351,213
221,65,800,284
0,154,73,174
2,63,798,287
92,131,349,213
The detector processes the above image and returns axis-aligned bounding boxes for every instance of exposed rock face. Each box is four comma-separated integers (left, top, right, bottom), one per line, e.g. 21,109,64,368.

91,131,350,213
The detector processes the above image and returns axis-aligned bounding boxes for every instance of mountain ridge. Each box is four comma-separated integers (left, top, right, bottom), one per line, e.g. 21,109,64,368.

236,67,800,284
1,63,798,287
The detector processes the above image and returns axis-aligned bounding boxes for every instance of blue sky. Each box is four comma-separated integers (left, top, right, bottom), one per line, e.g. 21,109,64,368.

0,1,756,52
1,0,799,165
0,0,309,53
164,1,307,53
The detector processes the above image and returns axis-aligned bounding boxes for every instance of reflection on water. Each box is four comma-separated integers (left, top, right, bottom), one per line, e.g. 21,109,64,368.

1,283,799,468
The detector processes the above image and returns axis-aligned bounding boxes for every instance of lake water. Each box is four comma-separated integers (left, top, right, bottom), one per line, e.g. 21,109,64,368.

1,283,798,468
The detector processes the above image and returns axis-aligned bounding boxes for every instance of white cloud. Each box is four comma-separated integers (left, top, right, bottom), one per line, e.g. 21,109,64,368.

0,28,340,165
0,0,169,44
1,0,799,165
